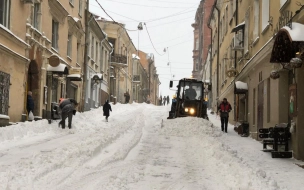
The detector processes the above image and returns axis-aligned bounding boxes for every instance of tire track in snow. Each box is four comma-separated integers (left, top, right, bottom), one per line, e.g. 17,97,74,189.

32,105,147,189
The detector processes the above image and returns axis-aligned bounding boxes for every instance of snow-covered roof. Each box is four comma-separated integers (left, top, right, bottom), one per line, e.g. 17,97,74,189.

0,24,30,47
281,22,304,41
47,63,68,72
67,74,81,78
235,81,248,90
91,73,103,80
0,114,10,119
132,54,140,60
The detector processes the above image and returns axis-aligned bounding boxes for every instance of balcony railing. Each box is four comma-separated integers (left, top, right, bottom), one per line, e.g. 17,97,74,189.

111,54,127,65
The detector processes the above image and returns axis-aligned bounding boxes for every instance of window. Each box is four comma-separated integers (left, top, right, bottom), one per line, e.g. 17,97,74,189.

33,3,41,29
95,41,98,62
244,9,250,53
67,34,72,57
0,0,10,27
195,38,199,50
262,0,269,31
195,59,199,71
77,42,80,63
280,0,288,8
225,6,228,33
91,36,94,58
78,0,82,16
253,0,259,40
52,20,59,50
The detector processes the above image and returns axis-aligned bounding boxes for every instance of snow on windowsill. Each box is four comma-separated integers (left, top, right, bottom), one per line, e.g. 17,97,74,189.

0,24,30,47
0,114,10,119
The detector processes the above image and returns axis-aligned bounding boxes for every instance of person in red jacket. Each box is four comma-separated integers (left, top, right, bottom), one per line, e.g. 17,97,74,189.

217,98,232,133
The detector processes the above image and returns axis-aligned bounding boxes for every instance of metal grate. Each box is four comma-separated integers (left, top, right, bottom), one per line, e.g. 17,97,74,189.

0,71,10,115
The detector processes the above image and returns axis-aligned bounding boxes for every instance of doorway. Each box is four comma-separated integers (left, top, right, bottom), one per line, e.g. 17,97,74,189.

257,81,264,140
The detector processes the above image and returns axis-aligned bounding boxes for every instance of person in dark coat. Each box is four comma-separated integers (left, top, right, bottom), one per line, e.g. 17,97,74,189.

124,91,130,104
27,91,34,115
58,98,78,129
103,100,112,122
166,95,170,105
217,98,232,133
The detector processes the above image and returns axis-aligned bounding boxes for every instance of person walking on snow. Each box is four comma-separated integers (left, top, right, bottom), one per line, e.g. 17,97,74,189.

58,98,78,129
27,91,34,120
166,95,170,105
217,98,232,133
103,100,112,122
163,96,166,106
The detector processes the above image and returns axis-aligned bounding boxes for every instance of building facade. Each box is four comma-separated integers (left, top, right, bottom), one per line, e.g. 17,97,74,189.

96,20,137,104
208,0,304,160
84,13,111,110
0,0,86,122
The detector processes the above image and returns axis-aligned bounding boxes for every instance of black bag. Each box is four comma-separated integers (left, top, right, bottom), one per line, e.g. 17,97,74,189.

220,111,229,118
73,110,76,115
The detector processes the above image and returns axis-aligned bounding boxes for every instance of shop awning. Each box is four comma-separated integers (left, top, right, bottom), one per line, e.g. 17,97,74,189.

67,74,82,81
231,21,245,33
234,81,248,94
47,63,69,74
91,73,103,80
270,22,304,63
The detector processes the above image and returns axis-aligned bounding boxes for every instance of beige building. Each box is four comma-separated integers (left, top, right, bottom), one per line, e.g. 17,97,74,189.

84,13,111,110
96,20,137,104
209,0,304,160
138,51,159,105
0,0,30,123
0,0,86,123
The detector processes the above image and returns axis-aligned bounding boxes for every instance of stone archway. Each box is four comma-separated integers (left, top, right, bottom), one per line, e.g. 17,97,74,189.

27,60,40,115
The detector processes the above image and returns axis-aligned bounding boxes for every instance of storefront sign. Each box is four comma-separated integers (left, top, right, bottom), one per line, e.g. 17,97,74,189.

273,10,293,35
48,55,60,67
69,68,81,75
289,84,297,117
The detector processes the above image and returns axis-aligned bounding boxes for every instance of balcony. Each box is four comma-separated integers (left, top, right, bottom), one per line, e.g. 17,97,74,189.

110,54,128,67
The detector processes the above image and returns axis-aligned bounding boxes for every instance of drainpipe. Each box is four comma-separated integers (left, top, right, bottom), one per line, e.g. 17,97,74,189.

82,0,90,112
235,0,238,121
214,1,220,105
207,24,213,110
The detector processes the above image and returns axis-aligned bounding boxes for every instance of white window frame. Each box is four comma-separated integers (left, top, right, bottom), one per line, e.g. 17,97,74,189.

67,34,72,57
262,0,269,31
195,38,199,50
244,9,250,54
33,2,41,30
78,0,83,17
280,0,288,8
253,0,259,40
91,36,94,59
0,0,10,28
52,19,59,50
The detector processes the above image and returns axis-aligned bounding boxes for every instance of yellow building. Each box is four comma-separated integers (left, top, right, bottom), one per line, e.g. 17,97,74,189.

97,20,137,104
209,0,304,160
0,0,86,123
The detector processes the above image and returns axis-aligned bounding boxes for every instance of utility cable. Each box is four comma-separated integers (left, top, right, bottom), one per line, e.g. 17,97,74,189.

99,0,193,9
94,0,138,31
143,23,166,56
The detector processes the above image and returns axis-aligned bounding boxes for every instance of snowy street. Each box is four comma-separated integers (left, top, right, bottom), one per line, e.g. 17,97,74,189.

0,103,304,190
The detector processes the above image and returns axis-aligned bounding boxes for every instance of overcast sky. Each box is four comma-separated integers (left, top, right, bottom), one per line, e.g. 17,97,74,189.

90,0,199,98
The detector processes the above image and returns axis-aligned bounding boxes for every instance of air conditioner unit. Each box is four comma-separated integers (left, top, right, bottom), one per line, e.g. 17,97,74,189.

232,32,244,50
23,0,34,4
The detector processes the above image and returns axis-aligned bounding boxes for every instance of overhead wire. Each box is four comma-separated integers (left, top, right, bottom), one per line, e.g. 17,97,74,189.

98,0,193,9
143,23,166,56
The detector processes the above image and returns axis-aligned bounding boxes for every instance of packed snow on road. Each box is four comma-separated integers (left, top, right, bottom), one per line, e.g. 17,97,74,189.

0,103,303,190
